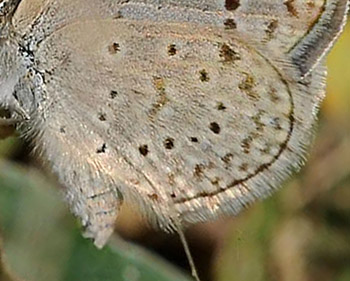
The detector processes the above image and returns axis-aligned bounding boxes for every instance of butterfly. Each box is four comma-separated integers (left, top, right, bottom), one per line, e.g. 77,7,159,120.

0,1,348,279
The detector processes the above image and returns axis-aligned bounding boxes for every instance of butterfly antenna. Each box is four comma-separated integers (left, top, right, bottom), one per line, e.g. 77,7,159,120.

172,217,201,281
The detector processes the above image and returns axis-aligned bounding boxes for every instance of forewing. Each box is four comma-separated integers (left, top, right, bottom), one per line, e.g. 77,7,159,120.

13,0,341,57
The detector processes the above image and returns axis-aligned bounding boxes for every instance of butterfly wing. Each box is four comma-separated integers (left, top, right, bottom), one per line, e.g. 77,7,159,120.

10,0,348,247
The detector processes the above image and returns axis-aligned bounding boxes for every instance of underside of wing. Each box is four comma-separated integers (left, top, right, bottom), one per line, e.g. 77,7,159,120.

28,17,326,229
12,0,348,246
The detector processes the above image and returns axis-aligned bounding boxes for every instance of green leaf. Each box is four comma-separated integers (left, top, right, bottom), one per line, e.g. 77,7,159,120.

0,160,192,281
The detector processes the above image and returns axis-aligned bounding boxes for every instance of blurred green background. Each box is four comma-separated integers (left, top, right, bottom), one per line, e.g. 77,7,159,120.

0,21,349,281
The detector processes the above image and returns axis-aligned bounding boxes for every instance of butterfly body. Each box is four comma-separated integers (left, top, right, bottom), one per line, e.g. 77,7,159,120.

0,0,348,248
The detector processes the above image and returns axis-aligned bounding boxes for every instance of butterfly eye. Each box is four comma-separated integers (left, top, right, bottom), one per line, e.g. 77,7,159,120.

0,1,8,16
0,0,20,17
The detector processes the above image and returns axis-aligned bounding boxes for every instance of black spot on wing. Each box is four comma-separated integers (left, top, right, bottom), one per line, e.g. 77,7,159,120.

225,0,240,11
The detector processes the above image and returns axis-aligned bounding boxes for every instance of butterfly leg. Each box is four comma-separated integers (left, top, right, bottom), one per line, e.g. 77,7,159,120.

0,95,30,138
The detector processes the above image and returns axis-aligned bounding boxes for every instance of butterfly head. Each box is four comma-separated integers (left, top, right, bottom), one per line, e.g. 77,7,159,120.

0,0,20,34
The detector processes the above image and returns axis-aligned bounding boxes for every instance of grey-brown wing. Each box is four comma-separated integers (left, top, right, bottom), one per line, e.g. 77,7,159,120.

28,18,317,229
10,0,348,248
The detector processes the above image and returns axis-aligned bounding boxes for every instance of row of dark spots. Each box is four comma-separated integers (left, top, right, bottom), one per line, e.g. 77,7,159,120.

168,42,239,64
137,122,221,157
224,18,279,41
169,43,236,62
138,119,281,158
109,40,178,57
194,160,250,183
168,42,239,61
138,136,194,157
59,89,118,153
223,0,239,30
87,105,225,156
97,97,108,154
97,89,121,124
59,108,110,154
107,21,277,72
94,89,120,154
108,40,238,83
108,28,239,64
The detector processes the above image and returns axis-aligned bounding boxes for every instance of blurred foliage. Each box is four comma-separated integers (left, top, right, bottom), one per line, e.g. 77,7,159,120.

0,161,192,281
0,17,349,281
